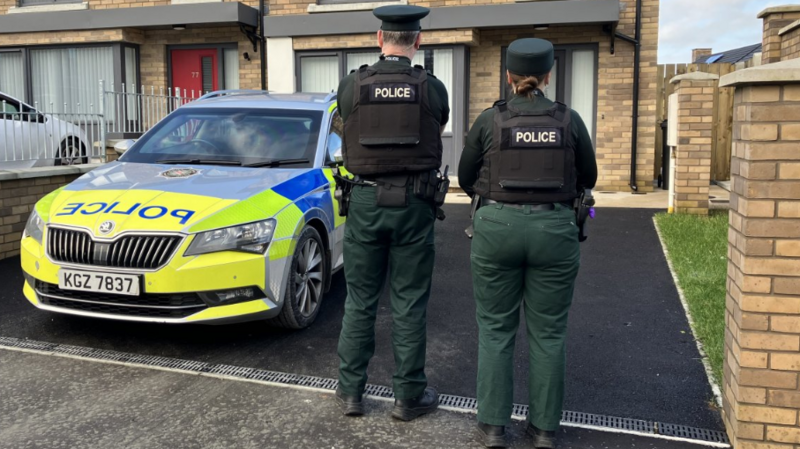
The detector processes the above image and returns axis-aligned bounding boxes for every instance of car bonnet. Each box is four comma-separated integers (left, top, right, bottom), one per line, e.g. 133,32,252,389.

39,162,330,236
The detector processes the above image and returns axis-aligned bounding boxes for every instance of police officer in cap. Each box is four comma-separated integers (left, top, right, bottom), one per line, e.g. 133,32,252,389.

458,38,597,448
334,5,450,421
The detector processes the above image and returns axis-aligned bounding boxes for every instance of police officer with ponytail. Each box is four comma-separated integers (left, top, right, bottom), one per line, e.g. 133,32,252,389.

334,5,450,422
458,38,597,448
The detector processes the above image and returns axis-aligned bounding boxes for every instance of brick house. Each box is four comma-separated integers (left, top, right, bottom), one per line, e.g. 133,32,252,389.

0,0,265,115
264,0,660,191
0,0,659,191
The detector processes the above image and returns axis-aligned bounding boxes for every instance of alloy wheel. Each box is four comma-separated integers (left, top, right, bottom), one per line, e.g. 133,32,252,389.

294,238,323,318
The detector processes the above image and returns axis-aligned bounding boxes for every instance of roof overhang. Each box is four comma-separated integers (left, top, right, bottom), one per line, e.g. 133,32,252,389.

264,0,620,38
0,2,259,34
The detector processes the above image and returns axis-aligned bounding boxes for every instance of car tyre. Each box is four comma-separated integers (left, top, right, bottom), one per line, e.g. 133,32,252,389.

55,138,87,166
270,226,328,329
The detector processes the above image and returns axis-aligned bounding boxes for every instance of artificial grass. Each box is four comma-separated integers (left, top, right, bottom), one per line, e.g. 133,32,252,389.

654,211,728,387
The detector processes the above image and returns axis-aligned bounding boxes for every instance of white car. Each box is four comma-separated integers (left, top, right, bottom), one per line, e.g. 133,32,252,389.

1,92,91,170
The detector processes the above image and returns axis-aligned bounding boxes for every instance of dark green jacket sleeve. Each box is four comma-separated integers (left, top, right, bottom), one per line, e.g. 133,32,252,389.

429,77,450,127
337,73,356,122
570,110,598,189
457,109,493,197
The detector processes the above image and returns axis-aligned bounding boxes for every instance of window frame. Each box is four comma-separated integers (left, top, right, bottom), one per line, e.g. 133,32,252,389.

324,108,344,164
0,43,139,107
0,48,27,101
18,0,81,7
499,43,599,143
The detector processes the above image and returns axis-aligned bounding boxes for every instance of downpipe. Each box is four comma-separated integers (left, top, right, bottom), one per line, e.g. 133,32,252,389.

629,0,643,192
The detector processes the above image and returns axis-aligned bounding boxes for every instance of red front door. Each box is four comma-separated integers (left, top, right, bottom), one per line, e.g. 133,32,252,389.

171,49,219,97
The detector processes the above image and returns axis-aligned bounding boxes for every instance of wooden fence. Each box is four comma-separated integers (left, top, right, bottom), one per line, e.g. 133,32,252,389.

654,59,759,183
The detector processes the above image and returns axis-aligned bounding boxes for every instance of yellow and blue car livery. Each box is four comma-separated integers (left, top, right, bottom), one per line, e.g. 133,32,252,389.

20,91,345,327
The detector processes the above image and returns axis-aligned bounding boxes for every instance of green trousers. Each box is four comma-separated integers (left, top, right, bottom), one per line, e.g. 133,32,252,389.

470,203,580,430
337,184,436,400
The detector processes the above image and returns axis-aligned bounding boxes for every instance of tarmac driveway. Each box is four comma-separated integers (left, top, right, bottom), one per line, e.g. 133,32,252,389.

0,204,722,430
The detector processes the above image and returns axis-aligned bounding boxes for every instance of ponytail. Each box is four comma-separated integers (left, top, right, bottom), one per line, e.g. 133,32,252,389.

509,72,545,99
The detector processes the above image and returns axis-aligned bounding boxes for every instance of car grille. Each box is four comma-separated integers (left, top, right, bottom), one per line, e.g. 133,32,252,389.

36,281,207,319
47,227,182,270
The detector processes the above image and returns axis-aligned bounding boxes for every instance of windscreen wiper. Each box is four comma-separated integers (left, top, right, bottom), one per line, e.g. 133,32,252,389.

156,159,242,166
243,158,310,168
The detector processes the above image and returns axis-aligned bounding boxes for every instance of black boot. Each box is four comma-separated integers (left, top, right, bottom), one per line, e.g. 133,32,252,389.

335,389,364,417
477,422,507,448
526,423,557,449
391,387,439,421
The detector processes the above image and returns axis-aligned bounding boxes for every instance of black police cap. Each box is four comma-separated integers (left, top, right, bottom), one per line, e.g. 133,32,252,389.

506,38,555,76
373,5,430,31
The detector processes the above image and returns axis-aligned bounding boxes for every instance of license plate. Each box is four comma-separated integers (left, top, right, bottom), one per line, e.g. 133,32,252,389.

58,270,140,296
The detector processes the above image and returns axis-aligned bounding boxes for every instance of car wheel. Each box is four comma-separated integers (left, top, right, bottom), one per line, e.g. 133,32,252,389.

270,226,328,329
55,138,87,166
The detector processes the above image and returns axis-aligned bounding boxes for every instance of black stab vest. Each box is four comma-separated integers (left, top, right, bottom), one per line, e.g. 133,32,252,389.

342,64,442,176
473,100,578,203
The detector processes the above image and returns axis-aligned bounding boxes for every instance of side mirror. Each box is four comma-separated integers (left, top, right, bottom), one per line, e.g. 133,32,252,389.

333,147,343,163
114,139,136,154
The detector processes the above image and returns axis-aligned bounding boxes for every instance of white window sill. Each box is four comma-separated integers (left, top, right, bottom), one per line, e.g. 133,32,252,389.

171,0,222,4
7,2,87,13
308,0,406,14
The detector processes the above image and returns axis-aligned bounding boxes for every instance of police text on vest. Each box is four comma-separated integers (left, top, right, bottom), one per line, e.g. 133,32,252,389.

508,127,563,148
368,83,417,102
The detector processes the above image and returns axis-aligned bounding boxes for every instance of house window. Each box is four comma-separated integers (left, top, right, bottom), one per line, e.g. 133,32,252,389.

0,51,25,100
299,55,340,93
30,46,115,114
297,47,455,133
223,48,240,90
19,0,81,6
500,45,597,142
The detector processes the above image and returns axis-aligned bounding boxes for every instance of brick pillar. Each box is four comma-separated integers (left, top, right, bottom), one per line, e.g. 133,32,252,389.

759,6,800,64
693,48,713,62
670,72,718,215
720,58,800,448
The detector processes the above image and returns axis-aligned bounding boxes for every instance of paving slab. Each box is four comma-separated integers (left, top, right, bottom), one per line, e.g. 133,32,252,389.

0,349,709,449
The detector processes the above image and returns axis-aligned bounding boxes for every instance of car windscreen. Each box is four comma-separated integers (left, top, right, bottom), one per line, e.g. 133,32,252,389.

120,108,323,167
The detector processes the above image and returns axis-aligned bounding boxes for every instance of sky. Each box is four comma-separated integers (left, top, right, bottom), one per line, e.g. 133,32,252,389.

658,0,783,64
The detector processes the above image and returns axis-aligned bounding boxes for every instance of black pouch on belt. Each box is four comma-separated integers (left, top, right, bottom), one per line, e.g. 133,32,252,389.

375,175,410,207
413,170,438,201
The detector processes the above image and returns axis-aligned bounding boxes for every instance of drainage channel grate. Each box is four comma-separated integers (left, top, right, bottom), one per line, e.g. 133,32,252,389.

0,336,729,447
657,423,730,444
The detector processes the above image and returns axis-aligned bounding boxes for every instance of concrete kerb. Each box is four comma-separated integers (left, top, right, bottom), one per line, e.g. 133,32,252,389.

652,216,724,410
0,164,101,182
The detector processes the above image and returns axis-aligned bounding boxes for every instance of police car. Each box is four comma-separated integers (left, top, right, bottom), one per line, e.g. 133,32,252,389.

20,91,346,328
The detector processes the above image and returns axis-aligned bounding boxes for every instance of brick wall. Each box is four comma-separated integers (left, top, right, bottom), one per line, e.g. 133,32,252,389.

0,26,263,93
277,0,659,191
721,61,800,448
0,168,94,260
0,29,126,46
780,22,800,62
469,26,659,191
759,6,800,64
671,73,717,215
293,28,479,49
136,26,264,91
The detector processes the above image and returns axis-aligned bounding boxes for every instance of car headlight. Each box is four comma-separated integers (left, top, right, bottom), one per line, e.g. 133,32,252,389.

23,210,45,244
185,219,276,256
